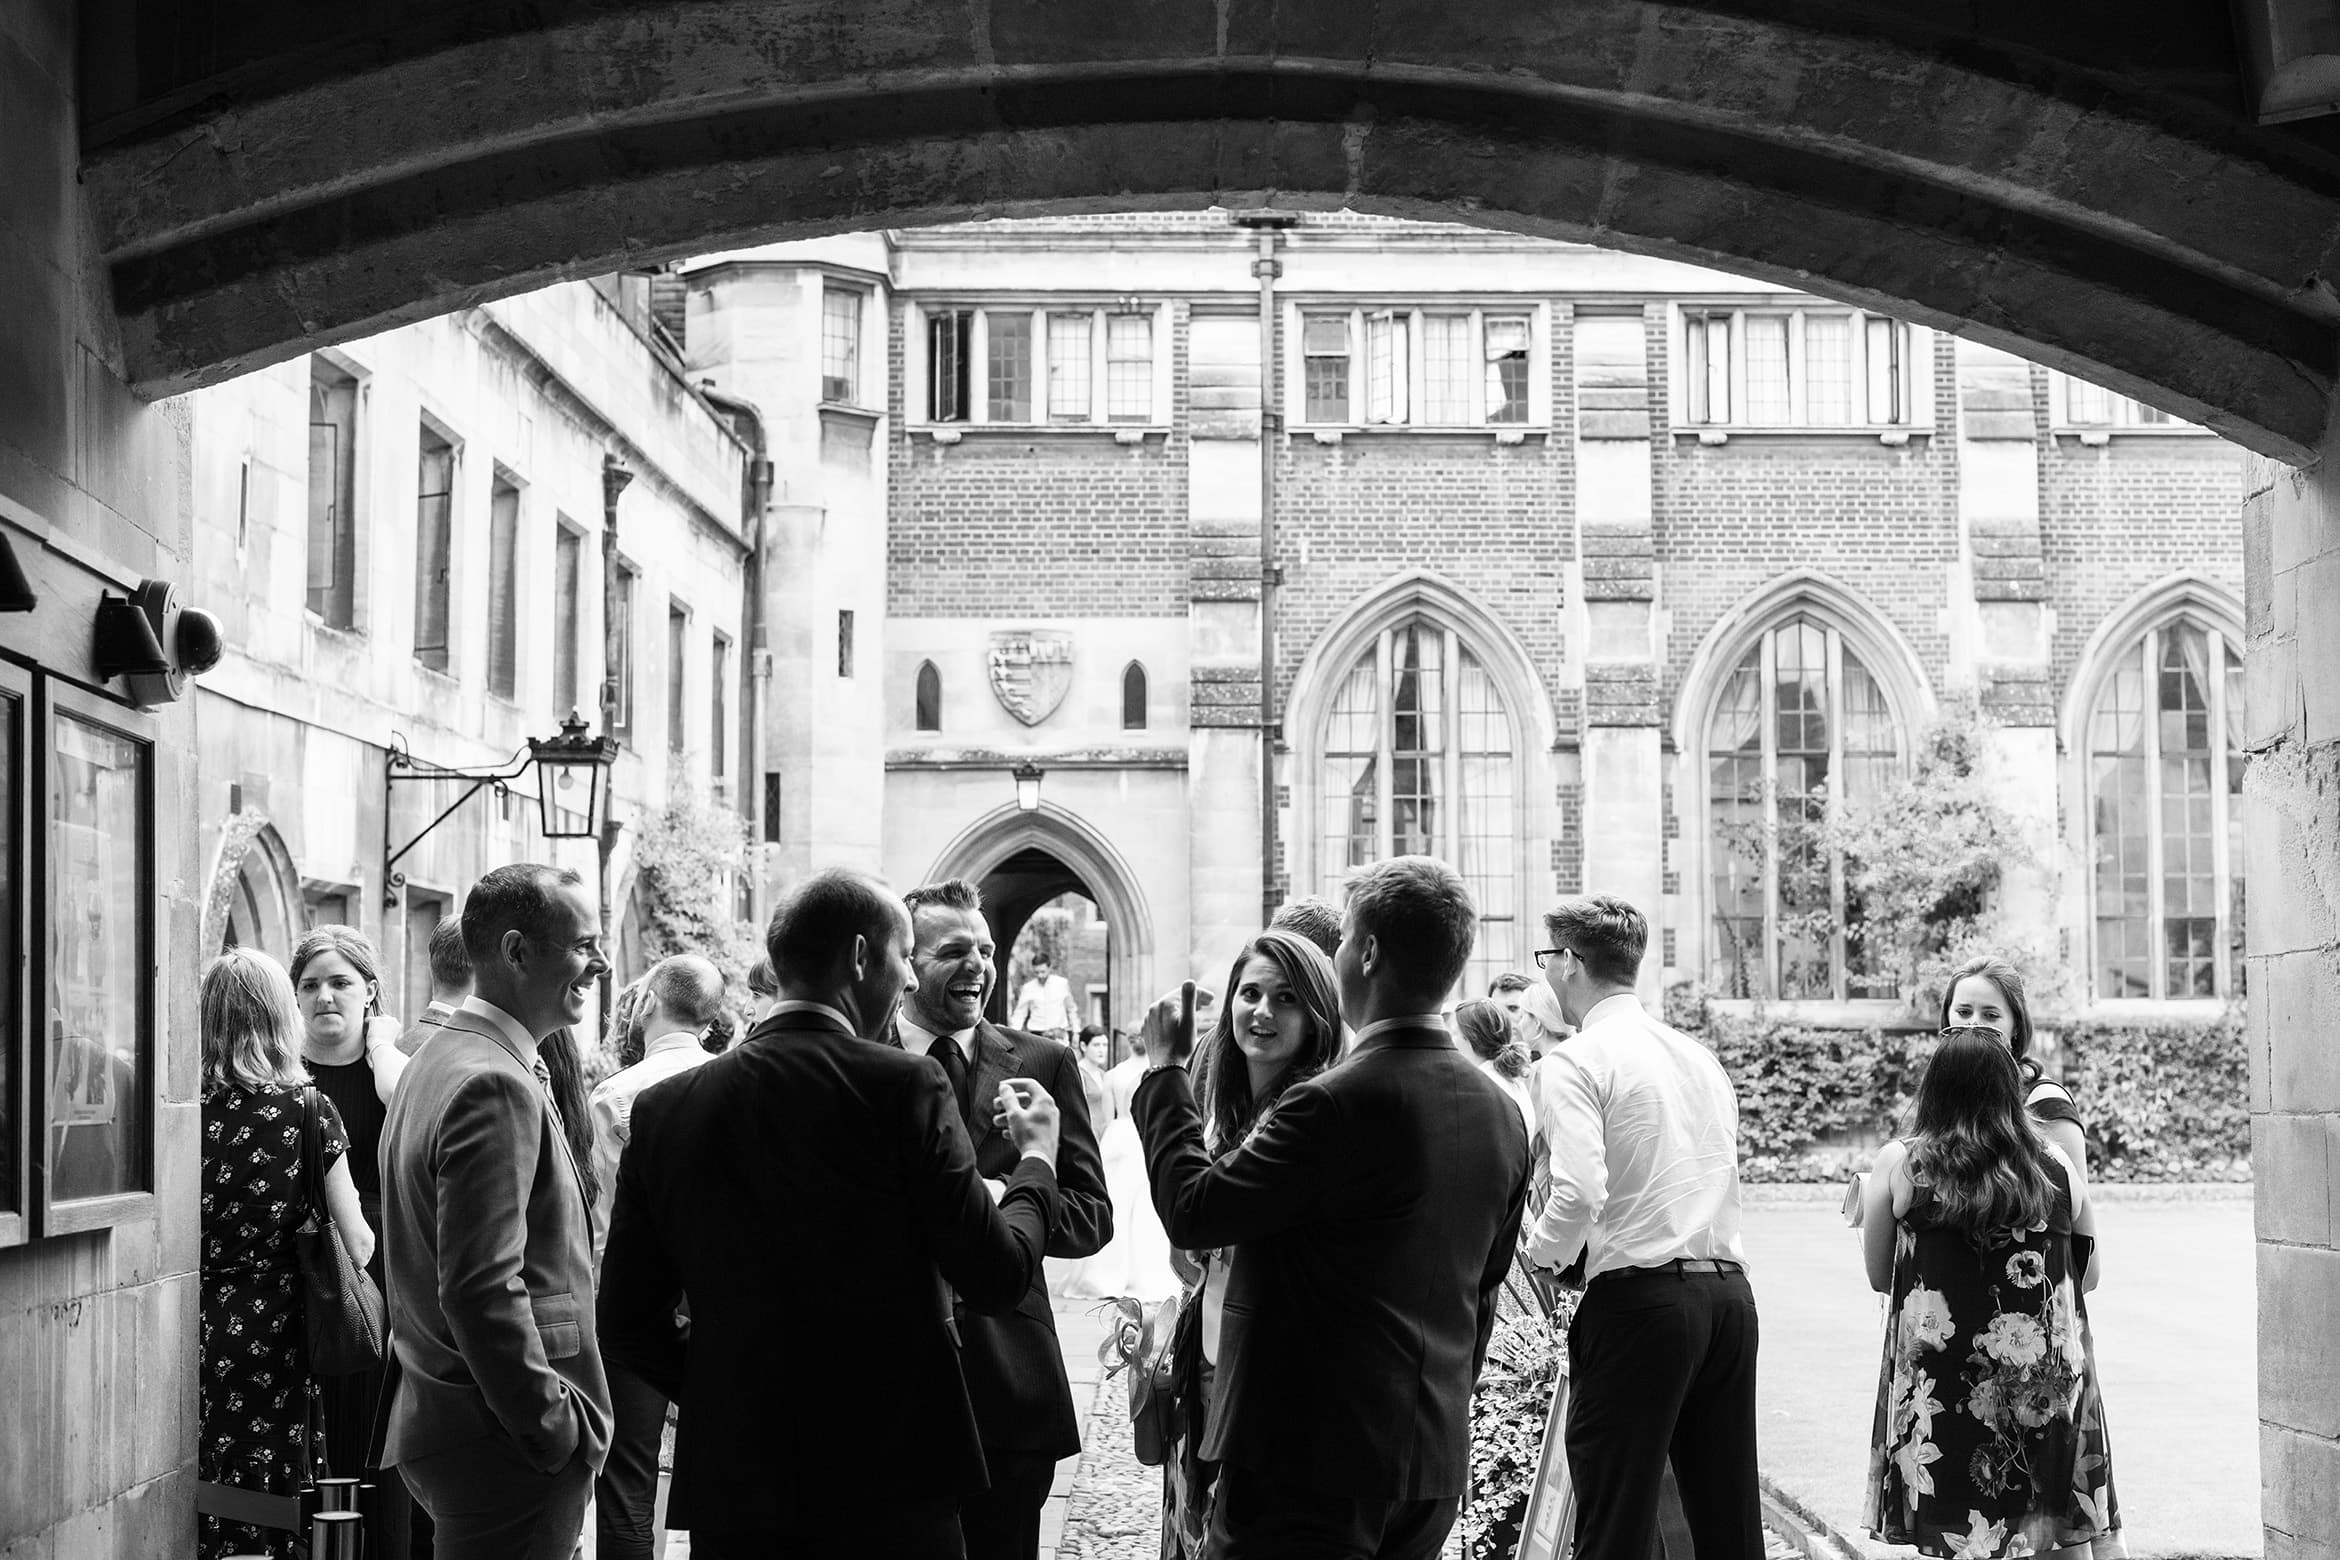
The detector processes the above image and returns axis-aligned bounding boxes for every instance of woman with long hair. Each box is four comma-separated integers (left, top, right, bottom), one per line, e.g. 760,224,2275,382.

1861,1031,2115,1560
198,949,373,1559
1158,928,1343,1559
1938,957,2093,1254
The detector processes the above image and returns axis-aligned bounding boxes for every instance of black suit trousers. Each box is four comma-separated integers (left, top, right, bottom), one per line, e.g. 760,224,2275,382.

956,1455,1055,1560
1565,1268,1764,1560
1206,1463,1459,1560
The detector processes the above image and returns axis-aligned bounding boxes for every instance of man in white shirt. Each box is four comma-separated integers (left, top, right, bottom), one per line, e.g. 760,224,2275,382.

587,953,726,1560
1010,956,1080,1042
1527,894,1761,1560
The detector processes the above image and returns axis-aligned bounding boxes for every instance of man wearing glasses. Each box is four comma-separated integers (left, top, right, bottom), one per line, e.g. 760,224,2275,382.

1526,895,1762,1560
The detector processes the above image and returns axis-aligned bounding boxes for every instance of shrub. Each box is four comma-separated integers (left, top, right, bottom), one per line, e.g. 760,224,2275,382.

2065,1012,2252,1181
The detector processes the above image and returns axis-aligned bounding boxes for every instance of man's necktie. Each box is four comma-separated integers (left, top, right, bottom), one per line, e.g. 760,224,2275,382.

930,1034,971,1121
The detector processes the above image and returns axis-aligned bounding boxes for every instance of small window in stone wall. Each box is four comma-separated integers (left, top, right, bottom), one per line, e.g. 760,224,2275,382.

915,661,942,731
837,610,856,679
1121,662,1148,730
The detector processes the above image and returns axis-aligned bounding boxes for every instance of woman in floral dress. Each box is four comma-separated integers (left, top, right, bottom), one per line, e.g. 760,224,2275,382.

198,949,373,1560
1861,1029,2115,1560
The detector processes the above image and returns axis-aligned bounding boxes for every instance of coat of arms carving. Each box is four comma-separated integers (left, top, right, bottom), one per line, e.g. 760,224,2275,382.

988,630,1075,726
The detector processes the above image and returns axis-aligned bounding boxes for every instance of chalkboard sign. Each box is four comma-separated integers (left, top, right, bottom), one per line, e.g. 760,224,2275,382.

1515,1376,1574,1560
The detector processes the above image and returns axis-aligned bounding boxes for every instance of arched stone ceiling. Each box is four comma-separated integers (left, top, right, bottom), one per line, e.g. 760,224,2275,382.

78,0,2340,460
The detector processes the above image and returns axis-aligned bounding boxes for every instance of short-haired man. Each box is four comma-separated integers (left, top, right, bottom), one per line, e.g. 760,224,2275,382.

586,953,726,1560
1134,856,1530,1557
1527,894,1760,1560
893,878,1111,1560
395,915,475,1055
1267,893,1344,959
377,864,615,1558
1009,953,1080,1042
598,870,1066,1557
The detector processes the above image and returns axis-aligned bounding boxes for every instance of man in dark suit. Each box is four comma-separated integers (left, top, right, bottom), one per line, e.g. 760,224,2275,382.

1132,855,1531,1560
376,863,615,1559
598,868,1069,1558
889,879,1112,1560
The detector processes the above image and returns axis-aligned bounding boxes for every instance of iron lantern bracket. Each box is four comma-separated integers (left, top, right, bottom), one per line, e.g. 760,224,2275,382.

381,735,536,900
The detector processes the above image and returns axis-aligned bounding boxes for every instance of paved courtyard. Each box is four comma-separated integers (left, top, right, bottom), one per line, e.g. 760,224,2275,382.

1052,1190,2261,1560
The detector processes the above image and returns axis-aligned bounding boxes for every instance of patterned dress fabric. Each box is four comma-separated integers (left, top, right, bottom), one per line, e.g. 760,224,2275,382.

1866,1156,2117,1560
199,1082,347,1560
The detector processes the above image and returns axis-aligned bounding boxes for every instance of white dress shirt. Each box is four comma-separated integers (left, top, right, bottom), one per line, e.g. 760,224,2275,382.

587,1028,714,1262
1526,992,1747,1279
896,1010,977,1066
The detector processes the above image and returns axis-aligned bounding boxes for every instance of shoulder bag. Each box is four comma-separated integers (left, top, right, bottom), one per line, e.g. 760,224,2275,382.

1126,1285,1186,1467
296,1086,387,1377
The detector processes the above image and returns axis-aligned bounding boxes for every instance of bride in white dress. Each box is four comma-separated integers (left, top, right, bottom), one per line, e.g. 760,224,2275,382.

1060,1040,1181,1300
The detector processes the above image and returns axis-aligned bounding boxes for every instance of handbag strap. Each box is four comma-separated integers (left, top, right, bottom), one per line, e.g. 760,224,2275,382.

298,1085,331,1224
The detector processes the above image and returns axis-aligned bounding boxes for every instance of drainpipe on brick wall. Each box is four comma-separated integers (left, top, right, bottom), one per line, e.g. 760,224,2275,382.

1241,213,1296,929
697,383,776,931
599,450,635,1030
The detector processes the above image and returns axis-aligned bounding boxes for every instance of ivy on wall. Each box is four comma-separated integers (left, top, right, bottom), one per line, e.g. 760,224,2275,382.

1669,985,2250,1182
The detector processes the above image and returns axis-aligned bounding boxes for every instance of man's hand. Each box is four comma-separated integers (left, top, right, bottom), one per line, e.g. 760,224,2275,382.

996,1078,1060,1168
1139,982,1200,1069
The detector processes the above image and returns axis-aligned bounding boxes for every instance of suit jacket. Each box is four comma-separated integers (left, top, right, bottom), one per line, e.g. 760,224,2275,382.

395,1001,460,1056
1132,1025,1531,1501
598,1008,1064,1531
374,1008,613,1475
889,1016,1112,1465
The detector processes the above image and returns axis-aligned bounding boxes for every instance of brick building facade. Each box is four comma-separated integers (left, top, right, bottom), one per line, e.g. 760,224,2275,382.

683,212,2245,1034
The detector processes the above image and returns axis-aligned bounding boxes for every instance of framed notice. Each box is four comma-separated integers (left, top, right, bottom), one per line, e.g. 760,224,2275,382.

1516,1375,1574,1560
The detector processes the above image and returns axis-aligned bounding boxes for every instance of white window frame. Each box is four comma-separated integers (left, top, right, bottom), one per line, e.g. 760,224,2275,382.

2052,373,2202,436
820,284,866,407
908,302,1172,430
1669,303,1932,435
1286,302,1552,431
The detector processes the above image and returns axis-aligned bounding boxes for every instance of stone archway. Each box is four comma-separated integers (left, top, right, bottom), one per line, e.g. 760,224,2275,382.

77,0,2340,459
202,812,303,959
926,804,1156,1036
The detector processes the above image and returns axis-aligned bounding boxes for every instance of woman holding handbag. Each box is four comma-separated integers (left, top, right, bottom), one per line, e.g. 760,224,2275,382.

198,949,374,1560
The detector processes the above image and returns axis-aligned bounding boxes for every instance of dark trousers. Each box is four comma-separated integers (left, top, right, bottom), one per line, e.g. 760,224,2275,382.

399,1439,593,1560
1207,1462,1460,1560
692,1499,963,1559
1565,1267,1763,1560
595,1362,668,1560
958,1457,1054,1560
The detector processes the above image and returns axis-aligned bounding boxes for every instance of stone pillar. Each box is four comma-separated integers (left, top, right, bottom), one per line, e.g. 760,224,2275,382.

1952,342,2061,956
1576,307,1665,999
1187,311,1266,983
2243,405,2340,1560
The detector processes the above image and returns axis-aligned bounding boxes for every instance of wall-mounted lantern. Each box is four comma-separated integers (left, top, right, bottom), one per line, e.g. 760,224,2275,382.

530,712,621,838
1013,759,1044,813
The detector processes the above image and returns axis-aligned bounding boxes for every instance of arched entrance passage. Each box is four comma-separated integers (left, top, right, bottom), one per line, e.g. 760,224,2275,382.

926,805,1155,1037
79,1,2340,459
203,813,302,959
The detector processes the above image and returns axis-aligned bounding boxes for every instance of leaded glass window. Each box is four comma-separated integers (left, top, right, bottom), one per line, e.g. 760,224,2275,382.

1320,621,1518,993
1706,617,1903,1001
2089,619,2243,999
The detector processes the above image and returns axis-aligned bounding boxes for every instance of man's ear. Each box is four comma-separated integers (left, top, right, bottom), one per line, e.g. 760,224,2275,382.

1357,932,1379,976
846,932,870,982
501,928,530,976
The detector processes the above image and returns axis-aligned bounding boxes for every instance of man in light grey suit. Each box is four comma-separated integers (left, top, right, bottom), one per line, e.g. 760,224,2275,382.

377,863,615,1558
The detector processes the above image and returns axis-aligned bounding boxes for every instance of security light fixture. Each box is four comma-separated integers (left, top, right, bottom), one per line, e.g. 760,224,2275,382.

0,534,35,612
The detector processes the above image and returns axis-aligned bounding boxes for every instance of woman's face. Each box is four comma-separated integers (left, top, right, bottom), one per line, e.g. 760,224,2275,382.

1945,974,2014,1044
1230,955,1312,1078
295,949,375,1044
1081,1035,1106,1069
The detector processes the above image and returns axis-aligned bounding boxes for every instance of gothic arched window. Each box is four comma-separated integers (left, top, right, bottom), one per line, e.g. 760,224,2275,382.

914,660,942,732
1320,619,1517,989
1706,616,1903,1001
2086,616,2243,999
1122,661,1148,730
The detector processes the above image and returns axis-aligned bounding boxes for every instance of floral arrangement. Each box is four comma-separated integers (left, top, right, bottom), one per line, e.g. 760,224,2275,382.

1459,1273,1580,1560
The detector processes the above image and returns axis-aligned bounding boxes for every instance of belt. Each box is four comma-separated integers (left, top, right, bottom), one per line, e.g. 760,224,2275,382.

1597,1257,1744,1281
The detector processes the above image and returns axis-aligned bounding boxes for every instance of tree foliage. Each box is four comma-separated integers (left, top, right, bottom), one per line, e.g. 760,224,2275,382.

630,786,763,1029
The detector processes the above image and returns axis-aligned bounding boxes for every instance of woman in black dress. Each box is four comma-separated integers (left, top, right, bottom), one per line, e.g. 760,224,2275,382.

199,948,373,1560
288,928,407,1499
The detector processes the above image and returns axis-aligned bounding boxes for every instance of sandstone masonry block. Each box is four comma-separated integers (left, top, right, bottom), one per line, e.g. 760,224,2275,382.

2255,1114,2334,1245
2261,1242,2340,1439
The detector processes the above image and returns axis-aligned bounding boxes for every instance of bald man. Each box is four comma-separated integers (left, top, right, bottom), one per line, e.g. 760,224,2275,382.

586,954,728,1560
